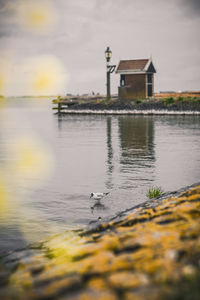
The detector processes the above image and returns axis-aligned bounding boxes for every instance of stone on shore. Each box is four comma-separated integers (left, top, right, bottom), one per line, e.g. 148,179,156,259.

1,184,200,299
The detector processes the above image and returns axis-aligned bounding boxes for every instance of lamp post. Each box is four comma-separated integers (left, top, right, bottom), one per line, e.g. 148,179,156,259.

105,46,116,100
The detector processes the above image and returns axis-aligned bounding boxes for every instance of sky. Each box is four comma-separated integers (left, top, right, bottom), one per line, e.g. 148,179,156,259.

0,0,200,96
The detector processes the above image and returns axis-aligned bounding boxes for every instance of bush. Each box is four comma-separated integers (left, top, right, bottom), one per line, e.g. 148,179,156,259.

146,186,164,199
177,96,184,102
163,97,175,105
176,96,199,103
135,99,142,104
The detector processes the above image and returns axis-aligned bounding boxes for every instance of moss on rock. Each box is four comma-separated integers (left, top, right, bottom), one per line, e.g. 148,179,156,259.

1,184,200,299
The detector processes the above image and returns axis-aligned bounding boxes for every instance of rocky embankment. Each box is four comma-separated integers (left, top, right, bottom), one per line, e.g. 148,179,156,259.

72,100,200,112
53,96,200,114
1,183,200,299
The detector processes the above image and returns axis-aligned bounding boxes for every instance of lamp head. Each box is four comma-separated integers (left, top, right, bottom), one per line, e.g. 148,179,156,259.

105,46,112,62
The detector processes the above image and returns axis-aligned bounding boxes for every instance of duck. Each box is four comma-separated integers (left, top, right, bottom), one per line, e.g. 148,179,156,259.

90,192,109,201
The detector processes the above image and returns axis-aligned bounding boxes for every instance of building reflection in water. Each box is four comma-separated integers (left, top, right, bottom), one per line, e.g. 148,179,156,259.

57,114,155,192
118,116,155,189
105,115,155,191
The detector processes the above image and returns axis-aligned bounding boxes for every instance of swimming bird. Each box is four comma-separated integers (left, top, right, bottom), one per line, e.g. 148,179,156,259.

90,192,109,201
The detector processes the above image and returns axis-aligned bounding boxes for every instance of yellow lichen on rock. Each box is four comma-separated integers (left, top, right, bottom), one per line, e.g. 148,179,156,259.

1,184,200,299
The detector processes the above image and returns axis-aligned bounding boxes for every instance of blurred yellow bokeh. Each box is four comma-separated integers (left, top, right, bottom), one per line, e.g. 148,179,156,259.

0,58,11,96
45,233,87,263
17,0,57,33
0,73,5,93
9,135,54,187
25,55,69,95
0,178,8,215
0,54,68,97
0,174,13,219
0,134,55,228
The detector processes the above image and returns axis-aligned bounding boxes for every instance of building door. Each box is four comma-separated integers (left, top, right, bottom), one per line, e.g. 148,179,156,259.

147,74,153,97
148,84,152,97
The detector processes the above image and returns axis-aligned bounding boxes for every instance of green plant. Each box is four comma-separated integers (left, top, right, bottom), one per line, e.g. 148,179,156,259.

186,96,192,101
135,99,142,104
177,96,198,103
177,96,184,102
146,186,164,199
163,97,175,105
97,98,112,105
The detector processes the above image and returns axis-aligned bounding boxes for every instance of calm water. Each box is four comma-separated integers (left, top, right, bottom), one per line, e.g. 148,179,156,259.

0,97,200,253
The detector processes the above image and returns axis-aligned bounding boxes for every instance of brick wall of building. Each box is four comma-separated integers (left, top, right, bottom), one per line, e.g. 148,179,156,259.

119,74,146,100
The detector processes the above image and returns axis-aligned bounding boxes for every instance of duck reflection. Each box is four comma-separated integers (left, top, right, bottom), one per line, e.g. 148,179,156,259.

90,202,107,213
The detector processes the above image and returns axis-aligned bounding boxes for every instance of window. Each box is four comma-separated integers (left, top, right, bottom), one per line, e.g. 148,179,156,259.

120,75,125,86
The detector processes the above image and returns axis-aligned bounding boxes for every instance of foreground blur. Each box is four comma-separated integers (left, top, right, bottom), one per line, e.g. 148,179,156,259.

1,184,200,299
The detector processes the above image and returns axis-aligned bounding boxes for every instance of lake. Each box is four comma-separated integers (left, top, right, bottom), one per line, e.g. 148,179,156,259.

0,97,200,253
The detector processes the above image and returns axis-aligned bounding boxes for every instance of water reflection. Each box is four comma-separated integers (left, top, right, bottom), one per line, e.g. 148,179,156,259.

118,116,154,158
118,116,155,188
106,117,114,189
57,114,63,130
90,202,107,213
1,98,200,253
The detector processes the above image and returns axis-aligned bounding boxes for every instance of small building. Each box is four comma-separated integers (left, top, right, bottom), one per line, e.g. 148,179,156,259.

116,58,156,100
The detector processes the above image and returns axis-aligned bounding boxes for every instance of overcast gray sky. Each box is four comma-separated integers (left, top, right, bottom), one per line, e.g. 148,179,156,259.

0,0,199,96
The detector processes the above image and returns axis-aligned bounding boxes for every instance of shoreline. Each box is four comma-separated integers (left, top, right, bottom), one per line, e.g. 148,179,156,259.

57,109,200,115
86,181,200,231
53,96,200,115
1,182,200,299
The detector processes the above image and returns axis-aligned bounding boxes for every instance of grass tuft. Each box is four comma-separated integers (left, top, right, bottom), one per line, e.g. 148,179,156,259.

147,186,164,199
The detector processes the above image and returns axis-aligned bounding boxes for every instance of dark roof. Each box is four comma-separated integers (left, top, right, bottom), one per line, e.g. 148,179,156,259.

117,59,148,72
116,59,156,74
